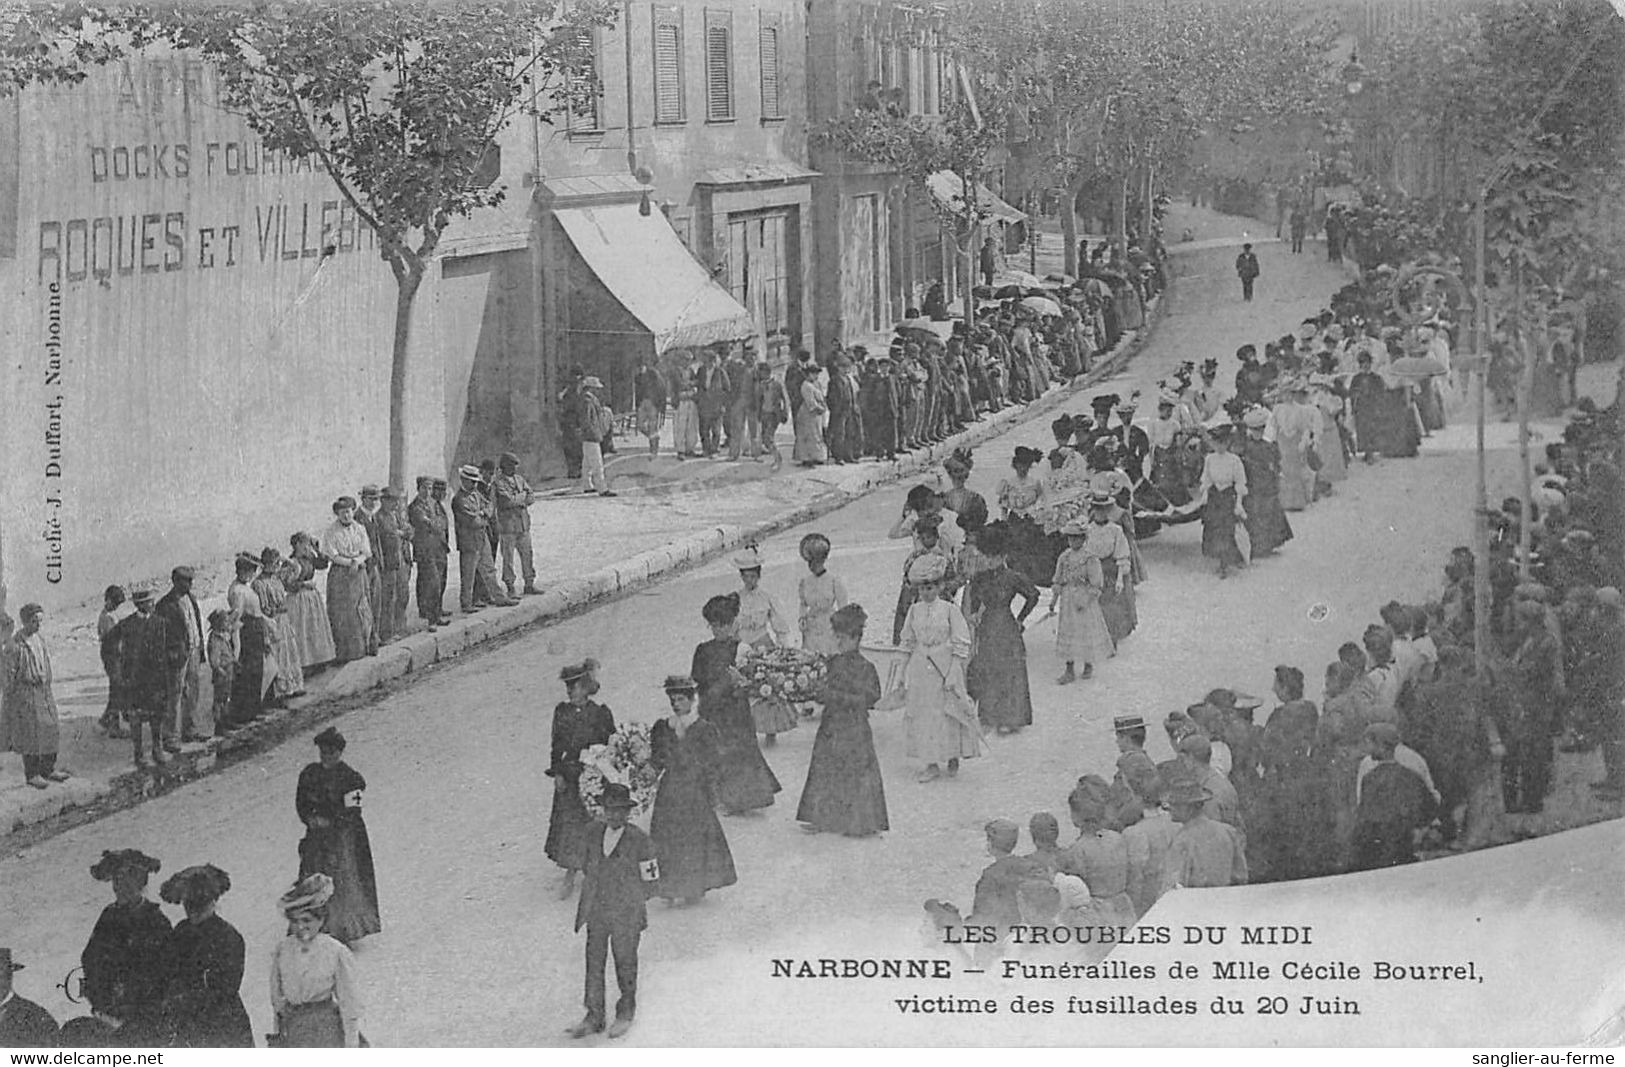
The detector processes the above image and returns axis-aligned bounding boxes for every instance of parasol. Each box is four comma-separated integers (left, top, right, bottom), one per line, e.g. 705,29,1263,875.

997,269,1043,288
1387,355,1448,380
1020,295,1063,317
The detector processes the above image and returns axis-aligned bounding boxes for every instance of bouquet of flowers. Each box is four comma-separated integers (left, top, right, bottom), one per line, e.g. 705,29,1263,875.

739,646,827,706
577,722,660,819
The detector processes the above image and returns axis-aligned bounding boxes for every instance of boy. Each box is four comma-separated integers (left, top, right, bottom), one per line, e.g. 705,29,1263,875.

567,783,657,1041
116,590,158,764
97,585,129,738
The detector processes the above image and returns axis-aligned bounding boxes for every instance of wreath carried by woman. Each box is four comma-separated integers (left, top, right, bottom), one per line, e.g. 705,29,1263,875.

577,722,660,819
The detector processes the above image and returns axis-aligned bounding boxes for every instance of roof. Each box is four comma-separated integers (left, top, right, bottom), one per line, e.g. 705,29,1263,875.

925,170,1027,225
554,202,756,354
539,174,648,204
697,162,819,187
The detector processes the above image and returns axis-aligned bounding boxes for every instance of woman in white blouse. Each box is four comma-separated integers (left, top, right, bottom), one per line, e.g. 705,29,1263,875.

270,873,364,1047
1196,425,1249,579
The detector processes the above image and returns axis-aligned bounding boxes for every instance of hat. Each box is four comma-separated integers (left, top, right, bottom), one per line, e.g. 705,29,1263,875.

1242,407,1270,428
1013,446,1044,466
582,376,605,389
599,782,635,810
1164,776,1213,806
984,818,1020,853
132,588,156,606
799,533,832,560
907,554,949,584
360,484,381,498
1564,529,1596,545
1087,490,1115,509
1069,775,1113,820
234,551,261,571
1515,582,1552,603
171,565,196,582
732,547,763,571
415,474,434,488
1061,519,1089,536
1090,393,1119,411
1158,392,1178,407
207,607,230,627
560,661,593,685
432,477,448,488
830,603,868,637
498,451,519,466
1053,873,1092,912
259,546,283,570
313,727,346,750
1114,714,1146,733
457,464,482,480
279,872,335,916
90,848,161,882
159,863,232,906
662,674,699,693
380,486,401,499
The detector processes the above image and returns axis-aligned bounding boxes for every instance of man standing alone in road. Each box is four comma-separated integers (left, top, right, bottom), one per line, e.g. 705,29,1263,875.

1235,243,1260,302
492,451,541,598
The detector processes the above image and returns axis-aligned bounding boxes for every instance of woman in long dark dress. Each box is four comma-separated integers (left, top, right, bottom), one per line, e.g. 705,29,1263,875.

1257,666,1328,881
797,605,888,835
650,675,738,904
963,525,1038,734
157,864,254,1048
544,660,615,898
692,594,780,814
1240,412,1294,559
295,728,380,944
72,849,170,1047
1196,425,1248,578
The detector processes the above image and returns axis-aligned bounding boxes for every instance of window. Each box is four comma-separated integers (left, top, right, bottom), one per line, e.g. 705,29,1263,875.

759,14,782,120
565,26,603,133
704,9,733,122
652,4,685,125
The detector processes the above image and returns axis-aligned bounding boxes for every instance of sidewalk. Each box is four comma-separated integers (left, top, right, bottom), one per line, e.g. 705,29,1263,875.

1,288,1172,839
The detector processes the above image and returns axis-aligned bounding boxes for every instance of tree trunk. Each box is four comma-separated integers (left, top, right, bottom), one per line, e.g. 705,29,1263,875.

1471,195,1491,684
1143,163,1154,242
1117,171,1129,258
1060,173,1086,277
1513,259,1534,581
389,262,426,494
959,164,977,328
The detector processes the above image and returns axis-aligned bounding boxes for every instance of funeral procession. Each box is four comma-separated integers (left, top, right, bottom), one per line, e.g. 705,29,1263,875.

0,0,1622,1052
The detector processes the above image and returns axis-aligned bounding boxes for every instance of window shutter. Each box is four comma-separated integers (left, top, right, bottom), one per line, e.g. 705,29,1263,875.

567,27,601,132
759,15,781,119
653,5,684,124
705,10,733,121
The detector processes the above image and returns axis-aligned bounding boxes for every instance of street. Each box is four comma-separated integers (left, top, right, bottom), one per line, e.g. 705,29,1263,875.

0,236,1593,1046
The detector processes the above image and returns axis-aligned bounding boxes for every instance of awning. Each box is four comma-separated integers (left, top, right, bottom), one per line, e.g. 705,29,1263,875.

926,170,1028,225
554,202,757,354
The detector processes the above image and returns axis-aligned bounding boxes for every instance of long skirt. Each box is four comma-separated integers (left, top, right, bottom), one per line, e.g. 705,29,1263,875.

325,566,375,662
796,708,889,835
793,407,827,463
703,696,781,813
902,653,980,763
1417,381,1446,431
673,400,701,454
285,588,336,667
651,778,737,899
1245,490,1294,559
268,615,304,698
1202,487,1246,568
1055,584,1113,666
968,615,1034,730
298,820,382,943
1097,557,1137,643
544,775,594,871
1277,435,1315,511
1316,414,1348,484
278,1001,344,1048
230,617,271,721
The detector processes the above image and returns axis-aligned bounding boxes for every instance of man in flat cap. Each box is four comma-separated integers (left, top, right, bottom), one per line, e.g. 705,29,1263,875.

374,487,413,645
150,566,207,747
356,486,388,643
409,476,452,632
453,466,514,614
0,948,59,1047
492,452,541,599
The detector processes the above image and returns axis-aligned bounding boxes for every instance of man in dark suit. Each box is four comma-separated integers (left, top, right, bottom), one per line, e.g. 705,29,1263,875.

1235,243,1260,302
695,347,731,458
0,949,59,1047
408,476,452,631
150,567,206,747
567,784,657,1041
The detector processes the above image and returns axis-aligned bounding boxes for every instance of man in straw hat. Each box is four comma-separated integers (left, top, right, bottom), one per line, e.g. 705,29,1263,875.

453,465,515,614
1160,775,1248,892
0,948,59,1047
567,783,657,1041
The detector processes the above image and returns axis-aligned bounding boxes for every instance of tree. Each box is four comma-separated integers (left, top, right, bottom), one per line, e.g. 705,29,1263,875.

3,0,616,492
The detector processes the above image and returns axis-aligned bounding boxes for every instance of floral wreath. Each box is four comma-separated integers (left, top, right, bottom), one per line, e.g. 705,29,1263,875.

577,722,660,819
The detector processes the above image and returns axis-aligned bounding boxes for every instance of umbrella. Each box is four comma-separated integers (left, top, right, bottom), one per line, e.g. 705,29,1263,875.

993,284,1025,300
1043,272,1075,286
994,269,1043,288
1020,295,1063,317
1388,355,1448,379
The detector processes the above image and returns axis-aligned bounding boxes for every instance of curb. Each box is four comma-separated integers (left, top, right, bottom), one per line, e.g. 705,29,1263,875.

2,292,1167,844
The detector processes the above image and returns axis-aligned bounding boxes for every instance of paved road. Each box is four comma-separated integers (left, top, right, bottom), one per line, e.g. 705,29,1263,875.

3,237,1534,1046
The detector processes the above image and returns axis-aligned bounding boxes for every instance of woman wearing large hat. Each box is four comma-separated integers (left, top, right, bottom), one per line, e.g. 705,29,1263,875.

269,874,364,1047
157,864,253,1047
962,524,1039,735
545,661,617,897
1051,520,1113,684
649,675,738,904
996,447,1047,521
691,594,781,814
796,605,889,835
1238,406,1294,559
73,849,169,1046
898,554,981,782
295,728,381,943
